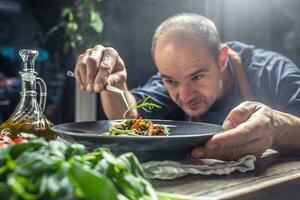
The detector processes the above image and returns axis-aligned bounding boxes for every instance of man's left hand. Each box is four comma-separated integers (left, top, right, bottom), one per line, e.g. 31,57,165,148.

191,101,276,161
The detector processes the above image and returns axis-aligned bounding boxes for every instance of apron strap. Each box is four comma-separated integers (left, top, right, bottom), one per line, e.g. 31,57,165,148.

228,48,255,101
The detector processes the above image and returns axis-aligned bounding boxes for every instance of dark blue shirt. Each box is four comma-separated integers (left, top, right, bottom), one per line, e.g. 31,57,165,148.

131,41,300,125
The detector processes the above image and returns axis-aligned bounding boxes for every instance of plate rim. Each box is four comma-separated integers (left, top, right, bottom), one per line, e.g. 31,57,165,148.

52,119,223,139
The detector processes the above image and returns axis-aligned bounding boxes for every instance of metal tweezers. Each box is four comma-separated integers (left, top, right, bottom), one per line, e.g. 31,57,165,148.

66,71,130,110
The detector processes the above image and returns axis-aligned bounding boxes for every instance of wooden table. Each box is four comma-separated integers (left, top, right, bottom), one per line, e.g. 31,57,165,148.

153,151,300,199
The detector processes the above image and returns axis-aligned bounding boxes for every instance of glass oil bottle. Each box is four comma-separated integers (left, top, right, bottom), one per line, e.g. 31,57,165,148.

0,49,56,140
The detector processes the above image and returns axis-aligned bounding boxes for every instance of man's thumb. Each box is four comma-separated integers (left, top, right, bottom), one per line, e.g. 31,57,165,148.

222,119,235,130
222,102,254,130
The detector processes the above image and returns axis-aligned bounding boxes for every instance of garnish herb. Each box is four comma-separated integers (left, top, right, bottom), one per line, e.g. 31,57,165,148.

123,96,161,119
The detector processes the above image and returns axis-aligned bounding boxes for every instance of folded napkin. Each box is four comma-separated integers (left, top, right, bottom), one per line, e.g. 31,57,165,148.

142,155,256,180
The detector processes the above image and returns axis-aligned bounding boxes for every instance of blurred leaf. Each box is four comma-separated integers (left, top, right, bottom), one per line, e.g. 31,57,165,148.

89,9,103,33
0,141,43,160
7,174,38,200
118,153,146,178
62,7,74,21
114,173,146,199
68,162,118,200
65,143,86,159
0,183,10,198
46,22,65,37
67,22,78,31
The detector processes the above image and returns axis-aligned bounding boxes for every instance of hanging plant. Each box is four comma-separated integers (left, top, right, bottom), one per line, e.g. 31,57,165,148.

45,0,104,56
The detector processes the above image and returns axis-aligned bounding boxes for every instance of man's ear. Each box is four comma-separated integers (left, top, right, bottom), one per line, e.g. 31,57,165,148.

218,45,229,72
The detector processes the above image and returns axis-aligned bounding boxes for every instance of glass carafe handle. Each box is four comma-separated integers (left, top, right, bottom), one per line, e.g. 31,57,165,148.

36,77,47,111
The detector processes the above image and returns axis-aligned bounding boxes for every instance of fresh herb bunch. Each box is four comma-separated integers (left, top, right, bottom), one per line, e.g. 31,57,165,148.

123,96,161,119
0,138,157,200
0,138,196,200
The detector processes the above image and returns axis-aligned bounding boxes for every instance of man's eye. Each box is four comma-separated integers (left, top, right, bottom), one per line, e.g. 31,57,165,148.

192,74,204,80
163,79,177,85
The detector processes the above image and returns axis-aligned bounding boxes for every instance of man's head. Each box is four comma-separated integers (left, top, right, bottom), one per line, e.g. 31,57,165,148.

152,13,230,118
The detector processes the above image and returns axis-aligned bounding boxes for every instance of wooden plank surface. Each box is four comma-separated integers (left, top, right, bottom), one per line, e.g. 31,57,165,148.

153,152,300,199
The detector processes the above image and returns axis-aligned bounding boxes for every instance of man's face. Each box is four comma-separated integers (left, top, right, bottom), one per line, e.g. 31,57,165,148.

154,32,224,118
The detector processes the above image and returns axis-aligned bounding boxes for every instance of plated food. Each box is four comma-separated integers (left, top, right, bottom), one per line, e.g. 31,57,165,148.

52,119,223,161
52,97,223,161
103,96,169,136
103,117,170,136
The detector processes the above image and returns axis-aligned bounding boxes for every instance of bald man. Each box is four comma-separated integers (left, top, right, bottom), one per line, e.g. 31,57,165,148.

74,13,300,160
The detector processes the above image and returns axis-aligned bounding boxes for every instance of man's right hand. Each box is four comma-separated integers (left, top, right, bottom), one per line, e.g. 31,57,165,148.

74,45,127,93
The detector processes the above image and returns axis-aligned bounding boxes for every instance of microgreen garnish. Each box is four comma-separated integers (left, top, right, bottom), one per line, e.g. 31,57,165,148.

123,96,161,119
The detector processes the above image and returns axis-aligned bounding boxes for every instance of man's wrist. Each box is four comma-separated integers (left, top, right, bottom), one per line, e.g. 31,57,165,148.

272,110,300,152
272,110,291,141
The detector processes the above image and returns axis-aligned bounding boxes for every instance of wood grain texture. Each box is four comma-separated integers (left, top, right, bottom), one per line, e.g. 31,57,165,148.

153,151,300,199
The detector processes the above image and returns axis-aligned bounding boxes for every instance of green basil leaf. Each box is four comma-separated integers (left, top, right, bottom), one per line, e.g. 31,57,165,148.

68,162,118,200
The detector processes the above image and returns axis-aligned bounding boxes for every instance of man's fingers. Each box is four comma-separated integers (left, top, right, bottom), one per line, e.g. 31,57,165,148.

191,136,271,161
90,45,104,62
206,119,264,149
211,102,274,150
86,46,104,93
96,71,125,93
99,47,118,74
107,71,126,86
222,101,257,130
74,51,90,90
94,48,118,92
74,69,84,91
74,46,126,94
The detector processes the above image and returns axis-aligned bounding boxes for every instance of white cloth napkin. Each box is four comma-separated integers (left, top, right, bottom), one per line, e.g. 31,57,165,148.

142,155,256,180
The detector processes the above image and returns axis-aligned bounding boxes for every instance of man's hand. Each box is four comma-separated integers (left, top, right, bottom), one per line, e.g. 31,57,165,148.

191,101,277,160
74,45,138,119
74,45,127,93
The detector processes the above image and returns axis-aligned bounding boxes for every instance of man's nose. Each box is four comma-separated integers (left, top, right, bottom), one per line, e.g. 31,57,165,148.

178,83,195,103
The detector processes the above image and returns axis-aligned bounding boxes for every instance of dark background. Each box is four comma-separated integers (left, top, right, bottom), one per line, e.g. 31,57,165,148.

0,0,299,123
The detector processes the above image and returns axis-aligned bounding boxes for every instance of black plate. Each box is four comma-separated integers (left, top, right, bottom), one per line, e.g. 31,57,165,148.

52,120,223,162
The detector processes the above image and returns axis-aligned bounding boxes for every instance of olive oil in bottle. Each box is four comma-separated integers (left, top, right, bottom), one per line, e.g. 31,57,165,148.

0,49,56,140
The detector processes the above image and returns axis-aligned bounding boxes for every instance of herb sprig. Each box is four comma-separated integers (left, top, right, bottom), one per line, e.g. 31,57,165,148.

123,96,161,119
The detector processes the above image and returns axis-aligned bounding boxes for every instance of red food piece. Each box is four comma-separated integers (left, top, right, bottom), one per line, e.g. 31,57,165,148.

131,117,142,131
12,138,27,144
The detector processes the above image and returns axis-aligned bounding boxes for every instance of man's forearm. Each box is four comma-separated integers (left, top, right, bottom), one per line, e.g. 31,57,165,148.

272,110,300,154
100,83,138,119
